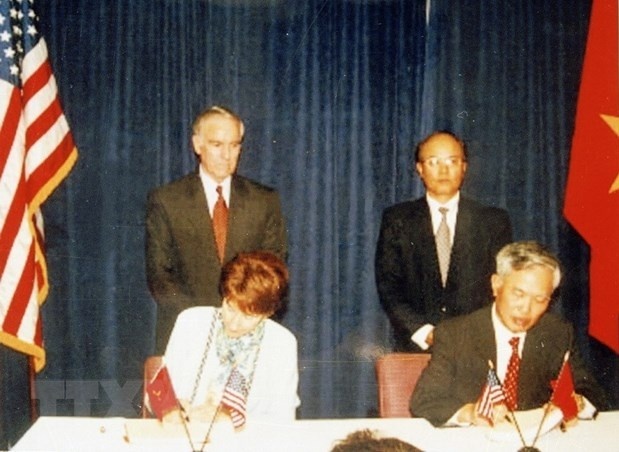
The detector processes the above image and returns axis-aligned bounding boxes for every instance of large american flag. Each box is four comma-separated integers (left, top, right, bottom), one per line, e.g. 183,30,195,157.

0,0,77,372
221,367,249,429
477,368,506,422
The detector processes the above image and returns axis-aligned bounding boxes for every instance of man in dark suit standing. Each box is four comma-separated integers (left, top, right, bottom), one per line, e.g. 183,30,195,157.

146,106,286,353
375,131,512,351
410,241,608,426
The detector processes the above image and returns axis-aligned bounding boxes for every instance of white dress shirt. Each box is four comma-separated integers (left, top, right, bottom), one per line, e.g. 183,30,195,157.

411,193,461,350
199,166,231,217
426,192,460,245
491,303,526,382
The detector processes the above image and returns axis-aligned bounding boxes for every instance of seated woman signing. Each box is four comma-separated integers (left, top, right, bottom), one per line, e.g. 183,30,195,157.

163,251,299,428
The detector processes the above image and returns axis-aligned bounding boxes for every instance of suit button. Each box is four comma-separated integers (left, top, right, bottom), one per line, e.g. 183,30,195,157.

440,306,447,313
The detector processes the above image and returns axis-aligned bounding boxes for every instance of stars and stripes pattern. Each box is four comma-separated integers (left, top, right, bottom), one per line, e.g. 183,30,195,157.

477,368,506,421
220,367,249,429
0,0,77,372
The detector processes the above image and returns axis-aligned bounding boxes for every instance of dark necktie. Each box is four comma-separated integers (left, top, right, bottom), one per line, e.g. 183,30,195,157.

504,336,521,410
213,186,228,262
435,207,451,286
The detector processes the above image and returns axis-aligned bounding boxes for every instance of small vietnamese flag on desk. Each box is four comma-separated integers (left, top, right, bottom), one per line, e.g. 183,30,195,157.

146,365,179,420
563,0,619,354
550,357,579,422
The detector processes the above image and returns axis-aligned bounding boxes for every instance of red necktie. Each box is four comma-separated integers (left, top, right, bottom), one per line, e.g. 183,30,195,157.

213,186,228,262
503,336,521,410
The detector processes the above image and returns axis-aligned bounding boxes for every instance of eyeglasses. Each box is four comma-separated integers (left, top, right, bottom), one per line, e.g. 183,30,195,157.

420,156,466,168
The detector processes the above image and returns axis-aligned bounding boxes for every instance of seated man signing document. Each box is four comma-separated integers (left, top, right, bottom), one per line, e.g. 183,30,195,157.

410,241,609,427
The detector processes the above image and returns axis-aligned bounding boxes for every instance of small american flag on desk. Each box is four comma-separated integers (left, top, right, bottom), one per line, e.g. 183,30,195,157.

221,367,249,429
477,368,506,422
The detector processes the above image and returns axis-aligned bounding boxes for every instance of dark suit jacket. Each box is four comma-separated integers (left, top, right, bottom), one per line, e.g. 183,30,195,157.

145,171,286,352
375,196,512,351
410,306,610,426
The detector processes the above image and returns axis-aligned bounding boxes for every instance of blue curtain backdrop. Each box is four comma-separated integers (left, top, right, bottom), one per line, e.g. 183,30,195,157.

6,0,611,429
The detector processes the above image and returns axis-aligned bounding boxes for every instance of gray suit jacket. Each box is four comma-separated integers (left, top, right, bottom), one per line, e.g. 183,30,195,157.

410,306,610,426
375,196,512,351
145,171,286,352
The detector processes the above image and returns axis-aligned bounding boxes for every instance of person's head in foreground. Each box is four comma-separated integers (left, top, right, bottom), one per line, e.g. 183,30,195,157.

492,240,561,333
219,250,289,337
331,429,422,452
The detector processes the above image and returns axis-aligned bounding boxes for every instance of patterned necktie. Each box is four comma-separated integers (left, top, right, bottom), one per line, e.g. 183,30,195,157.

213,185,228,262
435,207,451,287
503,336,521,411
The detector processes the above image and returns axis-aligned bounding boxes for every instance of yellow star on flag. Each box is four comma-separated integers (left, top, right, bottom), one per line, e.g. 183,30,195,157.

601,114,619,193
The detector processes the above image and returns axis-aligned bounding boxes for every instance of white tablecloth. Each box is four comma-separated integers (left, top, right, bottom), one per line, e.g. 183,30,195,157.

12,412,619,451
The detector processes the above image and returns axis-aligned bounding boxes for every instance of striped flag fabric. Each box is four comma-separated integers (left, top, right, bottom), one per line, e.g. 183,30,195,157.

0,0,78,372
221,367,249,429
477,368,506,423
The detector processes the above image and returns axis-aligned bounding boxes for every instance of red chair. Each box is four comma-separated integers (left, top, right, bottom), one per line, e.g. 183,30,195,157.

375,353,430,418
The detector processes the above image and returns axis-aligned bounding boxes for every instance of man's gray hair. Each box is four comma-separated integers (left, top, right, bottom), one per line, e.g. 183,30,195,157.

192,105,245,138
495,241,561,289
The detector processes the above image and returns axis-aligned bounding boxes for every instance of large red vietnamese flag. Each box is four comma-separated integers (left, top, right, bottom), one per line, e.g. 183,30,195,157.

564,0,619,353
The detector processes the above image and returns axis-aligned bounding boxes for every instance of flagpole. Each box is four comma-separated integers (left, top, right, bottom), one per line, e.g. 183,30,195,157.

527,351,573,450
177,406,197,452
197,365,237,452
487,361,534,451
28,357,38,422
528,400,553,450
198,403,222,452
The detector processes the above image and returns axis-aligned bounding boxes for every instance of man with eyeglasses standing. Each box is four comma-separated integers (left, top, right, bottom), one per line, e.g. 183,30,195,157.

375,131,512,352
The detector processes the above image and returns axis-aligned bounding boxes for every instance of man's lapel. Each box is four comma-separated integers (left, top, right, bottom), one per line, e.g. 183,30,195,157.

184,173,218,260
225,176,251,261
417,199,443,284
518,316,562,406
449,198,475,283
473,307,497,364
